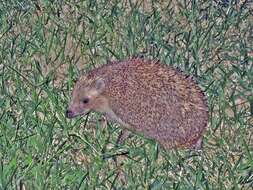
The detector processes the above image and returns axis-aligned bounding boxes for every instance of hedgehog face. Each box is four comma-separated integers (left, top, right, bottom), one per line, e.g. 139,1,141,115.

66,77,106,119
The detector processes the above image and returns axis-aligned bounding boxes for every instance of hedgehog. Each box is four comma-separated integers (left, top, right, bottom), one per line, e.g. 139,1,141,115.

66,58,208,150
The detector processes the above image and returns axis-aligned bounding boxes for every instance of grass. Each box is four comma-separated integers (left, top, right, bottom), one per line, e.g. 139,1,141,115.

0,0,252,189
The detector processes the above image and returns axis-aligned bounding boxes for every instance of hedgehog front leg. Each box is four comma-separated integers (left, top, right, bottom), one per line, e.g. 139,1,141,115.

116,129,131,145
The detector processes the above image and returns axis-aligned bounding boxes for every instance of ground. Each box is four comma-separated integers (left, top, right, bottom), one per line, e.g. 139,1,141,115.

0,0,252,189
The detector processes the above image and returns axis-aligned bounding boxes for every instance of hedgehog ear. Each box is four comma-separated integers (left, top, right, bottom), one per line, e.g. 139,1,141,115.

95,78,105,94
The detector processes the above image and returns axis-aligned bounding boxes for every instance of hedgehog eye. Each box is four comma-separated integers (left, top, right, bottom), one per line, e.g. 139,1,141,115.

82,98,89,104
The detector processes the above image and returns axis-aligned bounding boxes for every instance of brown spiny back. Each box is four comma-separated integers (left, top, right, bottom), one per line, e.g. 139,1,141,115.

83,58,208,149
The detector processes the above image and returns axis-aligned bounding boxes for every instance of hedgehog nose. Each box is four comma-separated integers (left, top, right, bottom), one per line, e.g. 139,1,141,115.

66,109,74,118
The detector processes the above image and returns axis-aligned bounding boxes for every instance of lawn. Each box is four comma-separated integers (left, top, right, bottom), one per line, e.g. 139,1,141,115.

0,0,252,189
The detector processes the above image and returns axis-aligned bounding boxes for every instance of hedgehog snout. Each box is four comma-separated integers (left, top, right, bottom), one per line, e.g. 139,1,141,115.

66,109,75,118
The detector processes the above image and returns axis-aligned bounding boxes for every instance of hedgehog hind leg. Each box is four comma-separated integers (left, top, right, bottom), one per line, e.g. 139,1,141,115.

190,136,203,150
